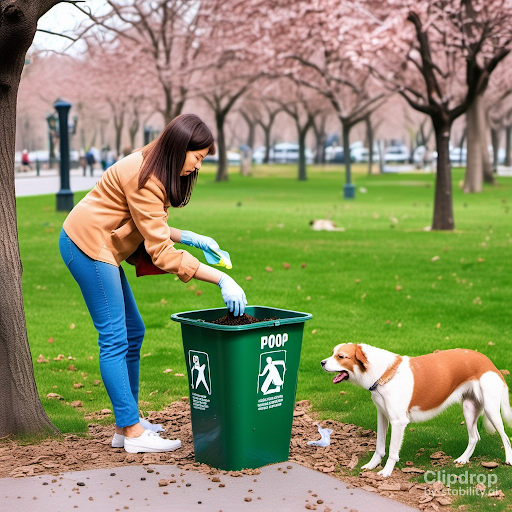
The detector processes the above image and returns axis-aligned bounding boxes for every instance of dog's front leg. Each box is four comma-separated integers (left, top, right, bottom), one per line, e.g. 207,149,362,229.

361,407,388,470
377,417,409,477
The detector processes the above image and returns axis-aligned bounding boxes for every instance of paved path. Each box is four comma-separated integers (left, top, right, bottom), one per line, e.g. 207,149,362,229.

0,462,418,512
15,168,101,197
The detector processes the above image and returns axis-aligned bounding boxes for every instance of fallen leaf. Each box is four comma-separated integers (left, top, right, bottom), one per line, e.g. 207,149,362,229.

175,373,184,377
70,401,83,408
283,262,291,269
160,298,168,304
73,383,83,389
500,369,510,376
53,354,65,361
68,364,77,371
401,467,425,474
70,323,75,330
481,461,499,469
46,393,63,400
245,276,252,281
37,354,49,364
431,256,440,262
488,490,505,499
47,337,54,343
163,369,173,373
301,263,306,268
265,266,273,272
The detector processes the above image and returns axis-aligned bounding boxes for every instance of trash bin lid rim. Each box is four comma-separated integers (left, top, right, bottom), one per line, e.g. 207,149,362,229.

170,305,312,331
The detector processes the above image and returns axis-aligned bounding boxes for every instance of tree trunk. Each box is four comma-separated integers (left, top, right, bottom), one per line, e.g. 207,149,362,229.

262,126,271,163
240,112,254,176
457,127,466,167
366,116,374,175
506,125,512,167
115,117,123,157
464,94,494,191
298,124,308,181
129,117,139,152
215,112,228,182
313,115,327,165
464,96,483,193
432,119,454,230
491,128,500,173
0,0,59,437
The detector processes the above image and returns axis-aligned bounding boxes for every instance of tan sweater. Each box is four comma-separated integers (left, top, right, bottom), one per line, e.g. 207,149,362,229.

63,151,200,282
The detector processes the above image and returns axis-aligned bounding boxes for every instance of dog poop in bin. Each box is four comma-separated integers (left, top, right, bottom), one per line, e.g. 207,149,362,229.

210,312,278,326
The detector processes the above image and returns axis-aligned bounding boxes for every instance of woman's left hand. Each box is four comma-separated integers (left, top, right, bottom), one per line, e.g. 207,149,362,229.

180,230,219,253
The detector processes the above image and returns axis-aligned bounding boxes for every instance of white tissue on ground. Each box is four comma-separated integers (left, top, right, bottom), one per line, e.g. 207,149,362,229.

139,417,164,432
307,424,333,447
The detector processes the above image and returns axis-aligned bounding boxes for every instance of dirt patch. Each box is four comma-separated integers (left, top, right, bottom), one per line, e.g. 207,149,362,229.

0,400,456,511
210,312,278,325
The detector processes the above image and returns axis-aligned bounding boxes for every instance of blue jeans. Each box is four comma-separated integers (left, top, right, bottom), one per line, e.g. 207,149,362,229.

59,228,144,427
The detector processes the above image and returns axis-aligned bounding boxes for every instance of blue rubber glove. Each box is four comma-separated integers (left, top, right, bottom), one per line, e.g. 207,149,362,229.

218,274,247,316
181,230,232,269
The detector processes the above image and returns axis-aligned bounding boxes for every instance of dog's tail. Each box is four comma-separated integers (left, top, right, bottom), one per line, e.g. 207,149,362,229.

482,385,512,434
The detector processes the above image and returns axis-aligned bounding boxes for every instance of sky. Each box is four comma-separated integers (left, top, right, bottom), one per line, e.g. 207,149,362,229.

33,1,100,54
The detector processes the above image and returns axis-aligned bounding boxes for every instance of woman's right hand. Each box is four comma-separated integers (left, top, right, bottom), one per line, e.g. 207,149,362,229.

217,274,247,316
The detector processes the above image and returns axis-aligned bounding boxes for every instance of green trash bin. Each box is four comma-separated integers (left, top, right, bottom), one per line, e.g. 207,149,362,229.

171,305,312,471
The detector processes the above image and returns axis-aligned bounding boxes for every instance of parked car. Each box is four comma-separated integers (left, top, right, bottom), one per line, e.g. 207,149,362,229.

325,145,345,163
384,145,410,163
252,146,273,164
272,142,314,164
449,147,467,164
203,151,242,164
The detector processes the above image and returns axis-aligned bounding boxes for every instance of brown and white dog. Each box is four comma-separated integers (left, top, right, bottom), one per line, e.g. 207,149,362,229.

321,343,512,477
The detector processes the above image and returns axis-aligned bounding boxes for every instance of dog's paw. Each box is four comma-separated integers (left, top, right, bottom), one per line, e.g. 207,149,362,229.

361,462,378,470
453,457,469,464
377,468,393,478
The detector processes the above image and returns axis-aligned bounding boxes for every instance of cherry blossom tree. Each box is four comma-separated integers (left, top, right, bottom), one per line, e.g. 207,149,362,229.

265,79,326,181
255,100,282,164
356,0,512,228
76,0,209,125
226,0,387,195
0,0,80,437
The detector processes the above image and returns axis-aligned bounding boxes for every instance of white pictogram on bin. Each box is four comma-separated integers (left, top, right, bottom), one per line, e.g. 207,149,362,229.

258,350,286,395
189,351,211,395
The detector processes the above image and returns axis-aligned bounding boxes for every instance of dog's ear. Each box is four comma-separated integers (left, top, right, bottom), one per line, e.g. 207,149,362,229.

355,345,369,371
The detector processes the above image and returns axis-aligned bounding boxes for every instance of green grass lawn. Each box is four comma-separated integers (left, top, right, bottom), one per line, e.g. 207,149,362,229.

18,163,512,510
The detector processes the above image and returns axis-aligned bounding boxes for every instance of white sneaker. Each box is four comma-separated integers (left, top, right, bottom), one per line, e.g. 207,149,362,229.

124,429,182,453
112,432,125,448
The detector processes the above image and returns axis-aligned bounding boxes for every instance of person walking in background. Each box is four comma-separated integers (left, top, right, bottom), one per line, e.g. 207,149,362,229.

20,149,31,172
59,114,246,453
85,148,96,176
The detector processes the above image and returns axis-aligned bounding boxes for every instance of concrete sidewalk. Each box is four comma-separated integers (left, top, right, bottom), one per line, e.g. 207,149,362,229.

15,168,101,197
0,462,418,512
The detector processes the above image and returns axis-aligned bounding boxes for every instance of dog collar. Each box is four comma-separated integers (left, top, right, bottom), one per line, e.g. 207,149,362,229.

368,355,403,391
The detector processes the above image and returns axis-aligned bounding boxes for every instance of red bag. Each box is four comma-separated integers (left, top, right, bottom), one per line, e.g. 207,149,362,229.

127,243,167,277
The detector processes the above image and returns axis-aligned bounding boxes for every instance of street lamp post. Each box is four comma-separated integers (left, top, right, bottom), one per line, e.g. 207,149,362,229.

55,99,74,212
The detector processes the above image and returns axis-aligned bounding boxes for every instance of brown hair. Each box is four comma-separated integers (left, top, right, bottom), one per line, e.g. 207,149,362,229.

138,114,215,207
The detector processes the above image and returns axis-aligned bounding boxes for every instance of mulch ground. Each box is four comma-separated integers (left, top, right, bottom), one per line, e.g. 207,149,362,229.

0,399,491,511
